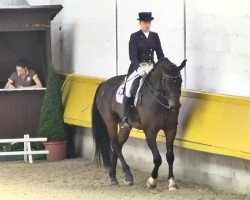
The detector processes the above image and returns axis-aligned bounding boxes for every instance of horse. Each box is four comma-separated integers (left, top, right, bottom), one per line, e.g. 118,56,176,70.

92,58,187,190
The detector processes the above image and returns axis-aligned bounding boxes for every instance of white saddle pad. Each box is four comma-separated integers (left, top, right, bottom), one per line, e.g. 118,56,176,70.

116,81,126,104
116,78,145,106
116,62,153,105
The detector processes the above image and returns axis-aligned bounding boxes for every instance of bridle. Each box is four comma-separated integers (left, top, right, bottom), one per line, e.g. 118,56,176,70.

144,68,182,112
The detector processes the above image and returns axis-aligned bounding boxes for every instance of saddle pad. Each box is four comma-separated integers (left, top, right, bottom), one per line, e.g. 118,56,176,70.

116,81,125,104
116,78,144,106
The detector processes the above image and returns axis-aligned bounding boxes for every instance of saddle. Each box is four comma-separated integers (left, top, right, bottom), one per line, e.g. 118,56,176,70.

116,80,141,123
116,76,144,106
116,62,153,106
116,73,151,123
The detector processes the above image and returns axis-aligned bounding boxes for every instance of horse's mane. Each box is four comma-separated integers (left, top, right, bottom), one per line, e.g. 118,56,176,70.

155,58,176,71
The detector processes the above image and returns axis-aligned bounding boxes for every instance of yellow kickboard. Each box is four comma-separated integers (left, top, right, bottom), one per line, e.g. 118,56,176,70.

62,74,250,160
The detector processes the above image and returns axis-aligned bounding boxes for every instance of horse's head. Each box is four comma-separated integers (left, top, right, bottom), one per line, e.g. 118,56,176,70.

154,58,187,112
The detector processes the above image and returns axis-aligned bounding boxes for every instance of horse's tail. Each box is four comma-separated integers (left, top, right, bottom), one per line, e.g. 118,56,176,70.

92,83,111,168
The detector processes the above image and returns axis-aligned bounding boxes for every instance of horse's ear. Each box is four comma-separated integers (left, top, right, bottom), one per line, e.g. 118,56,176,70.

178,59,187,71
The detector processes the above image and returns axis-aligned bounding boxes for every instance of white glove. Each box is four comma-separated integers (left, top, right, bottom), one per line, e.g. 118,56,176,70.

143,66,153,74
136,66,146,76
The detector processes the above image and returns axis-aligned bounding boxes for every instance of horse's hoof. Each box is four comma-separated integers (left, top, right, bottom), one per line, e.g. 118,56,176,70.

168,178,177,190
169,186,177,191
124,176,134,186
111,180,119,186
124,179,134,186
147,177,157,189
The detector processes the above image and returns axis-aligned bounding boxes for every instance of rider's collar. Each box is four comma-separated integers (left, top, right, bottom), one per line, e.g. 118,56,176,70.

143,31,149,38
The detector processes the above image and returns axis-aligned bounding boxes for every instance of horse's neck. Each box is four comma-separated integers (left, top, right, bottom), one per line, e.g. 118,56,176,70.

148,68,163,91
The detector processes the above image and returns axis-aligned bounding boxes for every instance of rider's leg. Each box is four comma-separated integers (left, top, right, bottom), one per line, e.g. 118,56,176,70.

121,70,139,129
120,96,133,129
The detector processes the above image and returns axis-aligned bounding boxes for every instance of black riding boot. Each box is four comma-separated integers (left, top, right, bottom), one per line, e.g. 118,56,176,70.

121,96,132,130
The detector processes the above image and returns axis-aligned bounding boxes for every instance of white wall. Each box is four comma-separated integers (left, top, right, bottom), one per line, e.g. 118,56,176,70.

0,0,29,6
29,0,117,78
117,0,250,97
60,0,116,78
186,0,250,97
16,0,250,97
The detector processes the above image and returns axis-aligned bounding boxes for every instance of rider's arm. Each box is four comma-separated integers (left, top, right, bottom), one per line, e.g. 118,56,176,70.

4,80,15,89
155,33,165,61
129,34,140,70
4,73,16,89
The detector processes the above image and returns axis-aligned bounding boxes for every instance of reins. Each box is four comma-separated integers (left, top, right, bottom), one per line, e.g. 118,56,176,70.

143,68,181,110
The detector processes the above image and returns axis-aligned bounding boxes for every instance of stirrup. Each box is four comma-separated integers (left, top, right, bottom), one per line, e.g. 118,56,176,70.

121,117,131,130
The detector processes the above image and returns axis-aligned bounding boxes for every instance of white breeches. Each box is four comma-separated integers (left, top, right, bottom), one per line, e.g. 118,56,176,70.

124,62,153,97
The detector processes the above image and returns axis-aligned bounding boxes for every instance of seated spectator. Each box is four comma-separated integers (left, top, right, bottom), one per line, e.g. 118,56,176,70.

4,59,42,89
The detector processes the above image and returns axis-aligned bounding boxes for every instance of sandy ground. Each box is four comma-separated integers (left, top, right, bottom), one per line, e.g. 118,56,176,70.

0,158,248,200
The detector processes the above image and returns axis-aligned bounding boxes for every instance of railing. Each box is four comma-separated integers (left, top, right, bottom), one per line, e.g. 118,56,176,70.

0,134,49,163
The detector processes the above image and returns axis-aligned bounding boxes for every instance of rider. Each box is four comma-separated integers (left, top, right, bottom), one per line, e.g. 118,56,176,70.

121,12,165,129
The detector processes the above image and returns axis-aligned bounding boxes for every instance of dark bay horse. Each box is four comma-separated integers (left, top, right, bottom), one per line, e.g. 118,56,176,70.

92,58,187,189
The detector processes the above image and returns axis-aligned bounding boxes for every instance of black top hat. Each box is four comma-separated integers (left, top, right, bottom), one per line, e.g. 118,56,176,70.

137,12,154,21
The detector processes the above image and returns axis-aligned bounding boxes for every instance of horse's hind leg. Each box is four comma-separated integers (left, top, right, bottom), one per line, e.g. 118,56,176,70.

106,120,133,186
117,128,133,185
109,148,119,186
145,131,162,189
164,128,177,190
106,121,120,186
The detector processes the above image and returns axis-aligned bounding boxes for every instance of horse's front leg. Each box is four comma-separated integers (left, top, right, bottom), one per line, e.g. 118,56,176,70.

145,131,162,189
164,127,177,190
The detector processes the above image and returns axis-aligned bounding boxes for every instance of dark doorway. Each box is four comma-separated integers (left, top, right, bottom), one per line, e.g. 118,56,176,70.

0,31,47,88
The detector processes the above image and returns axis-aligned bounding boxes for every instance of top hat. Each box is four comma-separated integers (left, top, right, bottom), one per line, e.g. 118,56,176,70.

137,12,154,21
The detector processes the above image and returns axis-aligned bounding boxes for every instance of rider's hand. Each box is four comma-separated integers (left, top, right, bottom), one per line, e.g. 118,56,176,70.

144,67,152,74
136,67,146,77
8,85,15,89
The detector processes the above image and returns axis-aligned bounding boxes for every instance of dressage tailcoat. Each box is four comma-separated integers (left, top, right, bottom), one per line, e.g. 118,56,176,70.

128,30,165,75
